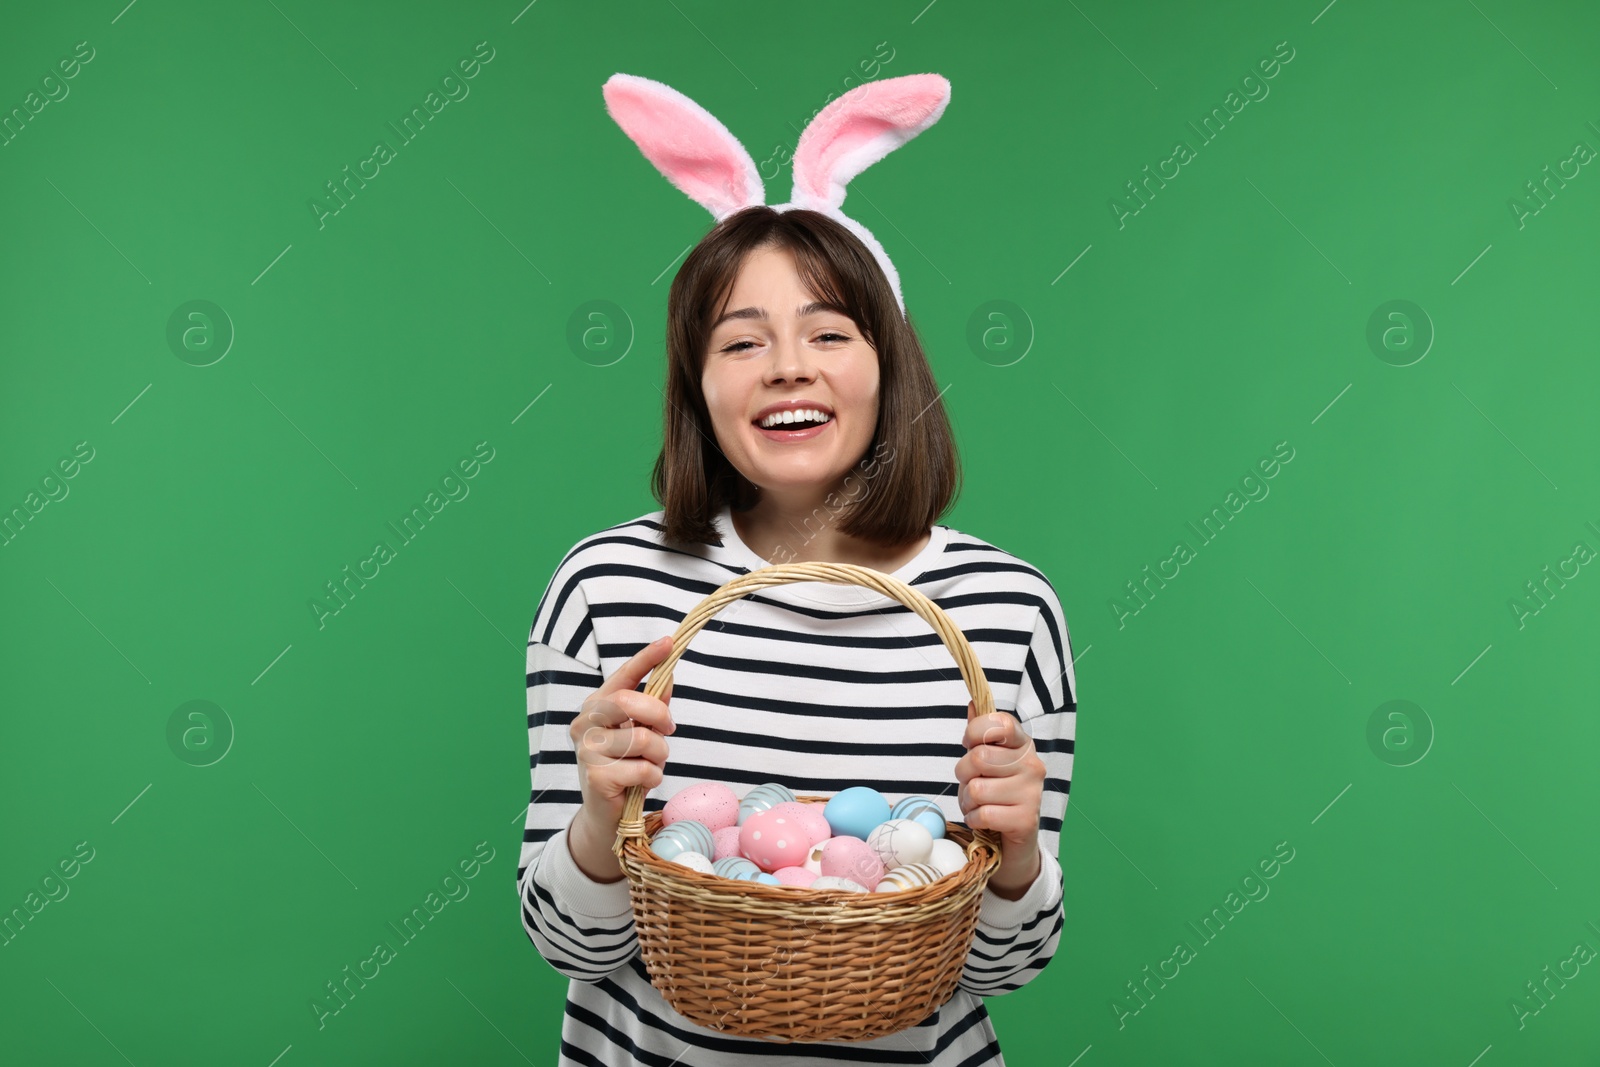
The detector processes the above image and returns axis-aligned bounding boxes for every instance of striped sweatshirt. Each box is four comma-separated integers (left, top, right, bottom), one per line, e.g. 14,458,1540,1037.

518,504,1078,1066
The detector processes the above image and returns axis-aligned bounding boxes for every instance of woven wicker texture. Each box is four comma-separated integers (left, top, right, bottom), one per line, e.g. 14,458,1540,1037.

609,561,1004,1042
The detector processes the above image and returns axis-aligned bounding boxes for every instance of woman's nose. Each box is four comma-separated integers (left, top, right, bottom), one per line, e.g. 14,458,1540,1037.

764,336,816,383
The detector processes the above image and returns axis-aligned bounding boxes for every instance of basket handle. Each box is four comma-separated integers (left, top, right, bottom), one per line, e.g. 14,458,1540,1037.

611,560,999,858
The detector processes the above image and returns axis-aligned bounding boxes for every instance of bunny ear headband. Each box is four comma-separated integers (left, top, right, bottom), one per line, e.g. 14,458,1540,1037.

601,71,952,319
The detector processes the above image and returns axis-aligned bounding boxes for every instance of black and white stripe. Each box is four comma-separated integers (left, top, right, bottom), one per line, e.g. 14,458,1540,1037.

517,509,1077,1065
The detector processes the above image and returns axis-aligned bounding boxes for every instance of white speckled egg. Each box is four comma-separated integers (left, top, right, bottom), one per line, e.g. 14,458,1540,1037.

671,852,714,874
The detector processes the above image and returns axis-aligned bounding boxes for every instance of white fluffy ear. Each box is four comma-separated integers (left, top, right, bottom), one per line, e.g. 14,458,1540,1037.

788,73,951,212
601,73,765,220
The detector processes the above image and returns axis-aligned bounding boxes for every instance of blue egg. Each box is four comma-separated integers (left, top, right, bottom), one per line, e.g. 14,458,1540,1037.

912,809,946,840
713,856,762,881
824,786,891,840
649,830,693,862
649,819,713,861
753,872,781,885
737,782,796,825
891,796,943,822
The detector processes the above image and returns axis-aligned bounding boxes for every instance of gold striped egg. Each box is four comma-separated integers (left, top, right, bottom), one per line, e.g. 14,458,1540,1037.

872,863,943,892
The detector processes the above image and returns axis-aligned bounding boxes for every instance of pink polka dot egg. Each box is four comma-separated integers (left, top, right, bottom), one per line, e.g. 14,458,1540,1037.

739,808,812,872
769,800,833,849
662,782,739,832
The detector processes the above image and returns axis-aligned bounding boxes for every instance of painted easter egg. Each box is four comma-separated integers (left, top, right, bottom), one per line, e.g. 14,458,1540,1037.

867,818,934,869
891,796,948,839
738,782,797,825
891,796,944,823
712,856,762,881
649,819,714,862
872,863,943,893
711,824,744,861
772,866,817,887
671,852,714,874
753,872,782,885
770,800,832,848
740,808,811,872
926,838,968,877
809,876,869,893
819,836,885,890
663,782,740,832
823,786,891,840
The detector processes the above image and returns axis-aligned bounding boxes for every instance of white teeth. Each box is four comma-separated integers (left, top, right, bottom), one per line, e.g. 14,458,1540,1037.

758,408,831,429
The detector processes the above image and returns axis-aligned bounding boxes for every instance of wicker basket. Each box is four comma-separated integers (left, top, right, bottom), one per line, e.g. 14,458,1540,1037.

609,560,1003,1043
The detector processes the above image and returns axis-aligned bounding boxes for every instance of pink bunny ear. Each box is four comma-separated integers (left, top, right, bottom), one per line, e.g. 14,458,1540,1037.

601,73,765,220
788,73,951,211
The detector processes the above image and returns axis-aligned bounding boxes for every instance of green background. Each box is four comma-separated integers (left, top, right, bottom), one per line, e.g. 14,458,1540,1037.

3,0,1597,1063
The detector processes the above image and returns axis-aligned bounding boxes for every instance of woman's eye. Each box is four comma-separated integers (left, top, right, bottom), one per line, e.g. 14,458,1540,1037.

719,333,848,353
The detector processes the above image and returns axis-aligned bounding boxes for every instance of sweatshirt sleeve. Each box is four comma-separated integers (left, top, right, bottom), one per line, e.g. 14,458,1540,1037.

958,585,1077,997
516,546,642,984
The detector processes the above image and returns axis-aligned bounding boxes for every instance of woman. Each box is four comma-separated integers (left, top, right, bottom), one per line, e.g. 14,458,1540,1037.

518,206,1077,1065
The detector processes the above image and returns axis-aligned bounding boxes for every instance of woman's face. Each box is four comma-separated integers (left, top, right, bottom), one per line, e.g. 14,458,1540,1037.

700,244,879,504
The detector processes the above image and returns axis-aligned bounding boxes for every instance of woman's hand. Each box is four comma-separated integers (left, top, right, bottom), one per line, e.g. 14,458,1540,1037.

565,636,677,880
954,699,1045,898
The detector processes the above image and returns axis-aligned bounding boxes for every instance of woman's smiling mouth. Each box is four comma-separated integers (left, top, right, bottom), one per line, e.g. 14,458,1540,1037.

753,416,834,442
750,402,835,442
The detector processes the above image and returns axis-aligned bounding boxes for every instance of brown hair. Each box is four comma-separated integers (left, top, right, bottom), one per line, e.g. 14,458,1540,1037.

650,206,961,550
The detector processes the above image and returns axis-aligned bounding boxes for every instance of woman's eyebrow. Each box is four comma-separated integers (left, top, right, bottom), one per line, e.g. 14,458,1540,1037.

710,301,847,330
